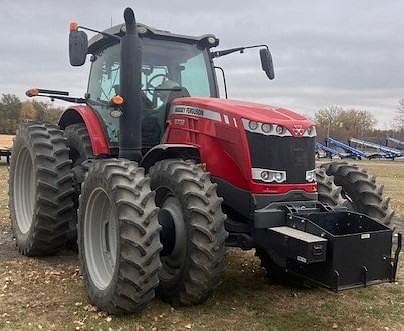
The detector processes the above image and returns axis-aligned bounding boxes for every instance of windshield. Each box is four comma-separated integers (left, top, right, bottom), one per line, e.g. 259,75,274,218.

87,38,215,144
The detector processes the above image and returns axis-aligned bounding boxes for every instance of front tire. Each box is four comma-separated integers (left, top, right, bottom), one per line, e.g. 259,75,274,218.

78,159,161,314
9,122,74,256
315,168,348,207
149,159,227,306
321,162,394,225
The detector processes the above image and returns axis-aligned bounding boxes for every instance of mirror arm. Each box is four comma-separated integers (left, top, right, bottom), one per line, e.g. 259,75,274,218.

34,89,70,96
25,89,86,104
244,44,269,51
210,47,245,58
210,44,269,59
78,25,121,42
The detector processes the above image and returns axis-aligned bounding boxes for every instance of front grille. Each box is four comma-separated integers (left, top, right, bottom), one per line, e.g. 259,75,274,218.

246,132,315,184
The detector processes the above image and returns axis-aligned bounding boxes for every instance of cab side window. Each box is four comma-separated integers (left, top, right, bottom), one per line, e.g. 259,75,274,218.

180,53,210,97
87,44,121,143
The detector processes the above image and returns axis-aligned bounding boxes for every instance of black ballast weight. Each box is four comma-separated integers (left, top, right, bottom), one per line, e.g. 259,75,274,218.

259,208,401,291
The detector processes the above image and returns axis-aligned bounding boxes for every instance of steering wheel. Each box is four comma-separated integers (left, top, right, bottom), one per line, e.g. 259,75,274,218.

146,73,167,89
146,73,168,107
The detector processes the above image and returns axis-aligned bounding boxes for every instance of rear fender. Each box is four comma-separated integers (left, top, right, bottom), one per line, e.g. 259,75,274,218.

58,106,110,156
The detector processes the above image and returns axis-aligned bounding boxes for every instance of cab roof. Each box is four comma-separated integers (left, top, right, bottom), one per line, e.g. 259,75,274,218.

88,23,219,53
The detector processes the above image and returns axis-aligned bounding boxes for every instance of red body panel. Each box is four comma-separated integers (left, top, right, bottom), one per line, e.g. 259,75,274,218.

174,97,314,133
61,106,110,155
166,97,317,194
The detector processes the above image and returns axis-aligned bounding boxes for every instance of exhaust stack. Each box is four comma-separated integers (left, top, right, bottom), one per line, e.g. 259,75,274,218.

119,7,143,161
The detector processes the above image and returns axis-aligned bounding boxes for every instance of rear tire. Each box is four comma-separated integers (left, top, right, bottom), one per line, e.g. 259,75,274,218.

64,123,93,166
321,161,394,225
78,159,161,314
149,159,227,306
64,123,94,246
9,122,74,256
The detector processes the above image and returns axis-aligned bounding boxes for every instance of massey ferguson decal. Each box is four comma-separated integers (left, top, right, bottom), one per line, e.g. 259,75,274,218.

171,105,222,122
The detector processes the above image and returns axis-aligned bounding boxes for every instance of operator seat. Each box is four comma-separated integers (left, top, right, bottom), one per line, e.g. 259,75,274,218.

141,83,190,151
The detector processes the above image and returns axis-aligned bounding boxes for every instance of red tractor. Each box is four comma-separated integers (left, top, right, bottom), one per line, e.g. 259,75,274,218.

10,8,401,314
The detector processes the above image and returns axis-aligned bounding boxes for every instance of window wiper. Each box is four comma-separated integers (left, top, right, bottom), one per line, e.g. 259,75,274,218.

142,88,183,91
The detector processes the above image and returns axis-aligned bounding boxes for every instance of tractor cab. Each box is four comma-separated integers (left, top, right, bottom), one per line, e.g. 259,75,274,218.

67,20,274,156
81,24,220,150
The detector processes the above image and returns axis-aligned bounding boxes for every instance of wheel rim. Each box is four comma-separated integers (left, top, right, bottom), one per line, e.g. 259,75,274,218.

84,188,118,290
158,196,187,282
13,147,35,234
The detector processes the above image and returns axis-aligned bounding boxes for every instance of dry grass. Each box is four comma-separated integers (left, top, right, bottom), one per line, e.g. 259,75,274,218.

0,160,403,331
0,135,13,149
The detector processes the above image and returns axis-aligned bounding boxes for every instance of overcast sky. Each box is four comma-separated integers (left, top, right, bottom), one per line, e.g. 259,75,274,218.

0,0,403,128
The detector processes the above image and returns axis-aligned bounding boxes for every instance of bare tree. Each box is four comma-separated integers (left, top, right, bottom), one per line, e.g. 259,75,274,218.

398,99,404,112
393,99,404,132
314,105,344,138
340,109,376,138
315,106,376,142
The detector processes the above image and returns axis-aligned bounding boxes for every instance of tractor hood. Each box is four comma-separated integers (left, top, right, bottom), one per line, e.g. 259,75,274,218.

172,97,315,137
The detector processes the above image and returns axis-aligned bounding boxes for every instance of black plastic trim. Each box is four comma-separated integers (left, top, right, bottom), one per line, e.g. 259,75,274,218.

211,176,253,219
141,144,200,173
246,133,316,184
212,176,318,221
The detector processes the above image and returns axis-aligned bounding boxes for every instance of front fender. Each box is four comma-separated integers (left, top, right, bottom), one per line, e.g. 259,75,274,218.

141,144,200,172
59,106,110,156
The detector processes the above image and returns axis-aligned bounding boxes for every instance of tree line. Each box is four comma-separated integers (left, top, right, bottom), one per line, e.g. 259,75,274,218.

314,99,404,144
1,92,403,145
0,94,63,134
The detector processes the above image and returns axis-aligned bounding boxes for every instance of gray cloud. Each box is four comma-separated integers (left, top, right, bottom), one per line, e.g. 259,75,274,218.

0,0,403,128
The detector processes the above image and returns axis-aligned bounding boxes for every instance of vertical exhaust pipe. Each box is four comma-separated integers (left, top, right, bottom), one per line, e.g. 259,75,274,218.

119,7,143,161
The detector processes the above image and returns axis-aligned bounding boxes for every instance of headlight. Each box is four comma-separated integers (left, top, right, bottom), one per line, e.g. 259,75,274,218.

274,172,284,182
304,126,317,137
248,120,259,130
252,168,286,183
261,171,270,181
261,123,272,133
242,119,292,136
305,169,316,182
275,125,284,134
207,37,217,45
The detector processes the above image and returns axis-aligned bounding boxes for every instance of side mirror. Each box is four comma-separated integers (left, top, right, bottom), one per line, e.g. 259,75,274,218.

260,48,275,80
69,29,88,66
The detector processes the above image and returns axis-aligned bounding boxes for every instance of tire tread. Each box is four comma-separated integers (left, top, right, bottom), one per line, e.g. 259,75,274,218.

9,122,74,256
